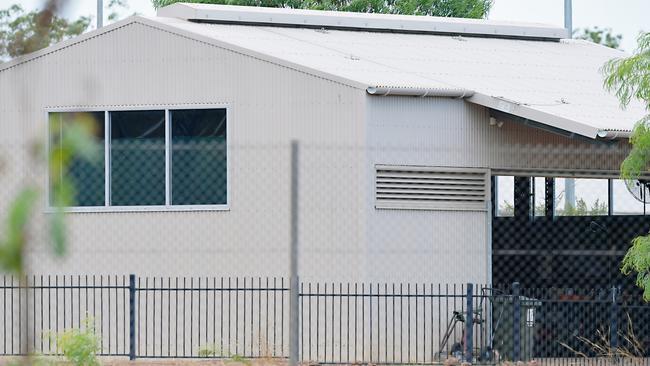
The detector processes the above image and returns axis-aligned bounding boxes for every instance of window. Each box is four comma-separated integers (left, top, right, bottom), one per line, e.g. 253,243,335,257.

612,179,650,215
49,112,105,207
110,110,166,206
495,176,514,216
533,177,546,216
48,108,228,209
554,178,608,216
171,109,227,205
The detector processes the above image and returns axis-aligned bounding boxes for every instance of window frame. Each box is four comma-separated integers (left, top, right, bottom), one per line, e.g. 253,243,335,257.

44,104,231,213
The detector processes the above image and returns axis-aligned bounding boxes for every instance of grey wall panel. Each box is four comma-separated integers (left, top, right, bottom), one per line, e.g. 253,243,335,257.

365,96,631,285
0,22,368,282
367,96,628,171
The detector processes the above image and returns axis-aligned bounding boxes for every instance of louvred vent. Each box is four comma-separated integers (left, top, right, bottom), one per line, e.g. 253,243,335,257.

375,165,489,211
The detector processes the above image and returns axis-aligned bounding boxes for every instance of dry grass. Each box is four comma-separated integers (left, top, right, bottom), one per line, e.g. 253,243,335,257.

559,313,644,361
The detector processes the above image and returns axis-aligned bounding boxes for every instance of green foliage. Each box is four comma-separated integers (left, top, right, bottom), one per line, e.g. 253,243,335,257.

51,318,101,366
198,343,250,364
48,113,101,257
603,32,650,112
603,32,650,300
0,4,91,60
0,113,99,274
151,0,492,18
575,26,622,49
622,234,650,301
499,198,606,217
0,189,39,273
559,198,608,216
107,0,132,22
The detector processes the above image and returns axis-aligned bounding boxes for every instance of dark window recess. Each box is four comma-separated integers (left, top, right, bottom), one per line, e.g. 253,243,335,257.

170,109,227,205
110,110,166,206
49,112,105,207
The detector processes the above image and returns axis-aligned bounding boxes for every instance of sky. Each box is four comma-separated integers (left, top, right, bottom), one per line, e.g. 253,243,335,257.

1,0,647,51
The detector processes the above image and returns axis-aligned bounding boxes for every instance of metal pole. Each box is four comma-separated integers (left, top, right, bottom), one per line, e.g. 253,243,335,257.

610,287,619,354
97,0,103,28
289,141,300,366
564,0,572,37
512,282,521,362
465,284,474,363
129,274,136,361
565,178,576,212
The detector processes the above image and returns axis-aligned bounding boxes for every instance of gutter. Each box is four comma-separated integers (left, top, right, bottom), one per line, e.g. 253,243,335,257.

367,86,474,98
596,130,632,140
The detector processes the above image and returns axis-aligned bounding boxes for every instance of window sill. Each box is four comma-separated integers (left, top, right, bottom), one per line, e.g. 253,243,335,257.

44,205,230,213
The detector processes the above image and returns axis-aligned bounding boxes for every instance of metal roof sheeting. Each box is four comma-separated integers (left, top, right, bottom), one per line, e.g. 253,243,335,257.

152,14,646,139
158,3,568,40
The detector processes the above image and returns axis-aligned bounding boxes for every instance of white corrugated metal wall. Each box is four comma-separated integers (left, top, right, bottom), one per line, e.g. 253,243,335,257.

0,21,368,281
365,96,629,285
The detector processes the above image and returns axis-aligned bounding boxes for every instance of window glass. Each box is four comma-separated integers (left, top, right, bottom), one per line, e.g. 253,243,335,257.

171,109,227,205
612,179,650,215
554,178,608,216
496,176,514,217
533,177,546,216
49,112,105,206
110,110,165,206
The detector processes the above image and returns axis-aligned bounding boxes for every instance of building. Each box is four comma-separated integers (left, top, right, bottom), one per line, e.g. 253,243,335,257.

0,3,647,288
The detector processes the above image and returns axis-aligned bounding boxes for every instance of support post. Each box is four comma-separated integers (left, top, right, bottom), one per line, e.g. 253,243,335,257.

465,284,474,363
512,282,521,362
545,177,555,217
129,274,136,361
564,0,573,36
513,177,532,220
97,0,103,28
289,141,300,366
610,286,619,354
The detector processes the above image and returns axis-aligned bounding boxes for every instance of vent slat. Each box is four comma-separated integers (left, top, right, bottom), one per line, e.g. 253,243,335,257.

377,183,485,191
377,194,486,201
376,172,484,180
377,178,484,186
375,165,487,211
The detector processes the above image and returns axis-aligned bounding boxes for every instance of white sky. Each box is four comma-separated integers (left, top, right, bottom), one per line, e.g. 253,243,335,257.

1,0,647,51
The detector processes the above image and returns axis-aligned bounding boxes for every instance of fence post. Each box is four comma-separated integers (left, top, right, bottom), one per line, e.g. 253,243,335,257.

289,141,300,366
129,274,136,361
512,282,521,362
465,283,474,363
610,286,618,355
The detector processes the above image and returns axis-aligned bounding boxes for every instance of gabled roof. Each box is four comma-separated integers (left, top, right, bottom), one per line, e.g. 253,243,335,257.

151,5,645,140
1,4,645,140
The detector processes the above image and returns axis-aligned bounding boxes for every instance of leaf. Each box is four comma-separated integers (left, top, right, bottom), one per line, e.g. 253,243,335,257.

150,0,493,18
0,188,39,273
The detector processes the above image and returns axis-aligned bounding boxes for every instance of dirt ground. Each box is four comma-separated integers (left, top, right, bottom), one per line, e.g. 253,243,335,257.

102,359,290,366
0,357,293,366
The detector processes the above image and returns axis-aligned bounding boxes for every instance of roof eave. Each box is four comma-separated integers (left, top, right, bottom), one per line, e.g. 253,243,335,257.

367,86,474,98
467,93,603,140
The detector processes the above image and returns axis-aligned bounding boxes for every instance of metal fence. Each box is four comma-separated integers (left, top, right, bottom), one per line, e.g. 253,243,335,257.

2,275,650,365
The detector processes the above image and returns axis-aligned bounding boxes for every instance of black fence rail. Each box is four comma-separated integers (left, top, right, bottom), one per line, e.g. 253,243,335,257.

1,275,650,365
0,275,130,357
298,282,490,364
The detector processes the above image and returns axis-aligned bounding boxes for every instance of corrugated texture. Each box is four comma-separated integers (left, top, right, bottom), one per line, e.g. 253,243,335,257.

0,21,370,281
158,3,568,40
152,17,646,136
366,96,629,172
364,96,630,284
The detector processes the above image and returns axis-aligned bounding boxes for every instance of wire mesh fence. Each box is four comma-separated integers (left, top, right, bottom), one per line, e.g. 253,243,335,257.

2,109,650,365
